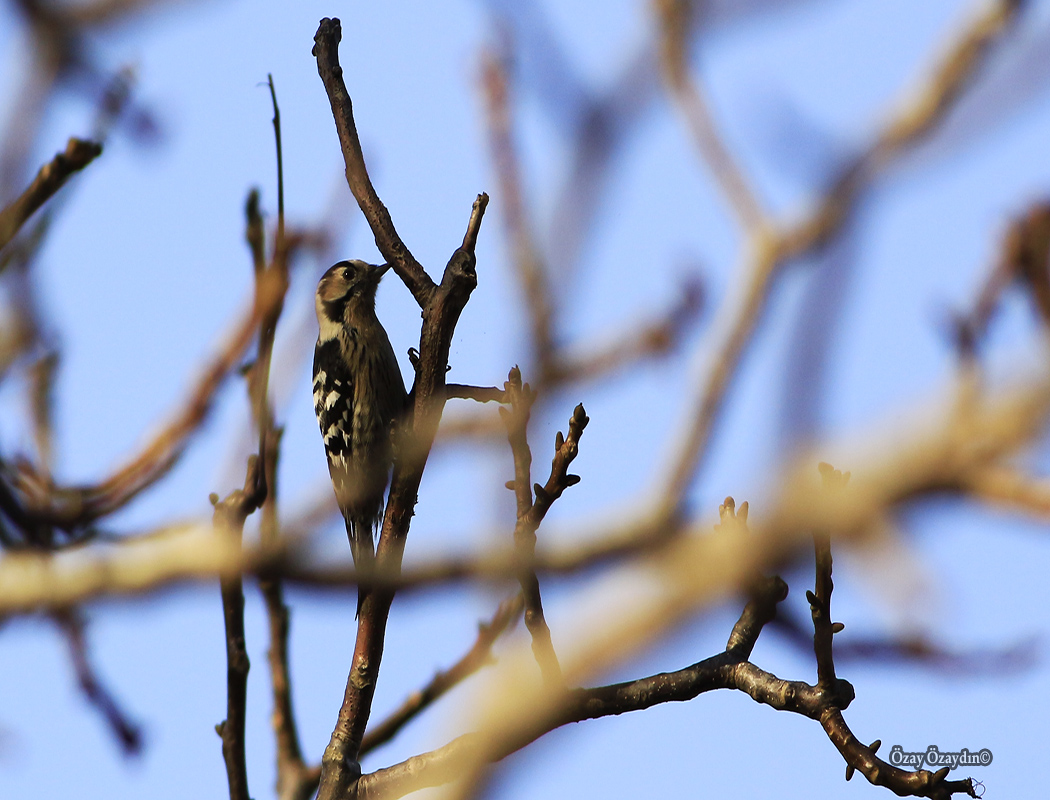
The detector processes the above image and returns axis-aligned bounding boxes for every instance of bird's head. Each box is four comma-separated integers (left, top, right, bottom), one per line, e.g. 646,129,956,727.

316,259,390,328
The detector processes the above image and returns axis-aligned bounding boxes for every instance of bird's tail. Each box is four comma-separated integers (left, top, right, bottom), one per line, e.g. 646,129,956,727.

347,515,377,618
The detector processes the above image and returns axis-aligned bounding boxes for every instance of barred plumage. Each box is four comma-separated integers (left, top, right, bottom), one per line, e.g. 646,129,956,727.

313,260,406,602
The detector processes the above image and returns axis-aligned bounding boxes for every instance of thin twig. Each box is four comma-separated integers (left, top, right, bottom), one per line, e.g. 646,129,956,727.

360,592,524,756
0,137,101,253
53,608,143,756
214,457,266,800
481,46,557,383
499,368,562,685
661,0,1025,510
655,0,766,232
250,83,309,799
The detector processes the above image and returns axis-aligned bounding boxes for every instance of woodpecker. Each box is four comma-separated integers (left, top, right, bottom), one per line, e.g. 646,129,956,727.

313,260,406,599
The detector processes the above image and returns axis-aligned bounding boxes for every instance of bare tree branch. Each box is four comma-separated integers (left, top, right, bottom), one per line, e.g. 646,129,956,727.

53,608,143,756
312,17,433,307
0,137,101,253
661,0,1026,510
655,0,766,232
500,368,563,684
361,592,524,756
213,456,266,800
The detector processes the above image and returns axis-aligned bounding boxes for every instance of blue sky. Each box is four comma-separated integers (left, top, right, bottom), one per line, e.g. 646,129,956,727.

1,0,1049,798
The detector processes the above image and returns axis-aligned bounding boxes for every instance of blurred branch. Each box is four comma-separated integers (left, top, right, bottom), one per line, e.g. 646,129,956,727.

549,278,704,384
771,611,1039,675
360,592,524,756
0,507,673,615
0,138,101,254
952,200,1050,359
27,349,59,476
781,0,1026,257
8,287,270,531
655,0,766,232
51,0,197,28
481,46,556,383
963,464,1050,517
53,608,143,756
661,0,1026,510
0,366,1044,614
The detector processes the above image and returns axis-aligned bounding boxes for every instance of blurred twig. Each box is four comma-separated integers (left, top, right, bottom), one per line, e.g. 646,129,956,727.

360,592,524,756
8,289,270,531
661,0,1026,510
0,138,101,254
252,76,309,800
655,0,767,231
481,46,556,383
53,608,143,756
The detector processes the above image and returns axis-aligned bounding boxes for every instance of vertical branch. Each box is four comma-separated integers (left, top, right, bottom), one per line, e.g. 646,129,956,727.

53,608,142,755
500,367,561,685
214,457,265,800
254,79,308,800
268,75,285,255
654,0,766,232
480,47,557,384
809,464,850,689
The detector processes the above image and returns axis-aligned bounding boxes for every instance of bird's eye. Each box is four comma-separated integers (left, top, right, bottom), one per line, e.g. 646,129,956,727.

342,267,353,281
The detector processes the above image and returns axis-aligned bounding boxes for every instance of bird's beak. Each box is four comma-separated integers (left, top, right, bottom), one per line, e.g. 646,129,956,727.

374,262,391,278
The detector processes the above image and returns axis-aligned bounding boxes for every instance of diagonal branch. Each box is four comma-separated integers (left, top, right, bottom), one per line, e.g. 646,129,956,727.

661,0,1026,511
655,0,766,232
0,137,101,253
354,495,978,800
361,592,524,756
312,17,433,307
7,284,274,533
53,608,143,756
